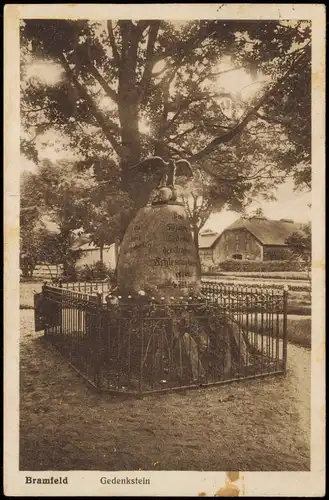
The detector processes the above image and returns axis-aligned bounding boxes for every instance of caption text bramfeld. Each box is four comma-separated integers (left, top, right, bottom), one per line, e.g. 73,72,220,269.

25,476,68,484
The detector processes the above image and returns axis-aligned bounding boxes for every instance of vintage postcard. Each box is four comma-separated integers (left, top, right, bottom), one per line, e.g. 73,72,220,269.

4,3,325,497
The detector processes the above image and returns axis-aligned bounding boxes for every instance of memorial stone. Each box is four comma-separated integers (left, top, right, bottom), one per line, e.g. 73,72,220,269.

117,201,201,299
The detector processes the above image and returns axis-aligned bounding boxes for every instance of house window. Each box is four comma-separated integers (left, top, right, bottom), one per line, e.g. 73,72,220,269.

200,249,212,259
235,234,240,251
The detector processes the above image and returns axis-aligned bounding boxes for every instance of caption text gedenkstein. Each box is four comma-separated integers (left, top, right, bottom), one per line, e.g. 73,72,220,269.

100,476,151,485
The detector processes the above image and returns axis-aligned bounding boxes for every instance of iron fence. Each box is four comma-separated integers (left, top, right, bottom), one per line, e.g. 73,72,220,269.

35,281,288,395
202,280,289,372
55,280,114,296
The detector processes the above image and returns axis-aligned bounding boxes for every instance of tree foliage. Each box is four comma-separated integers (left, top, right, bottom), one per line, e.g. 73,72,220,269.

285,224,311,280
21,19,311,241
20,160,89,274
285,224,311,263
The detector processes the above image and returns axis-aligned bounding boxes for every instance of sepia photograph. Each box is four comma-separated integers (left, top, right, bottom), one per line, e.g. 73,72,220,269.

4,3,325,497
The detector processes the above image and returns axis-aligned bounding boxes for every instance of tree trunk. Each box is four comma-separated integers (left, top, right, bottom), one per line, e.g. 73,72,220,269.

193,225,202,277
21,260,29,278
29,267,34,278
99,243,104,263
114,239,120,267
118,22,143,206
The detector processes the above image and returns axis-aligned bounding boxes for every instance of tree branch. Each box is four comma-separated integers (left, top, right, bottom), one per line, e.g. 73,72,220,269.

21,105,49,115
137,21,160,104
87,61,118,103
152,21,217,94
107,20,121,67
207,66,244,79
58,54,122,156
136,20,152,34
154,21,215,65
160,65,218,131
169,125,197,142
164,93,210,132
253,111,291,126
191,51,306,163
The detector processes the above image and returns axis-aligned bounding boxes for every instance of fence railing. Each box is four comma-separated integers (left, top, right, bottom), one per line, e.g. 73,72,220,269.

55,280,114,296
35,281,288,395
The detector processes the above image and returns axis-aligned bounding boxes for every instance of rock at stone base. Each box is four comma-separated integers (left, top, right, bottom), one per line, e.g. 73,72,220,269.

182,332,205,380
117,203,201,299
222,330,233,375
198,319,248,376
228,320,248,366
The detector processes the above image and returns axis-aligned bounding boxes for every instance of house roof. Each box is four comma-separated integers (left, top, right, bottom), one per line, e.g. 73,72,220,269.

71,234,114,251
224,217,310,246
71,234,91,251
198,230,220,249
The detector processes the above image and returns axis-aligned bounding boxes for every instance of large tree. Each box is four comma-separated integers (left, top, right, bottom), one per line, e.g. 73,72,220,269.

21,19,311,240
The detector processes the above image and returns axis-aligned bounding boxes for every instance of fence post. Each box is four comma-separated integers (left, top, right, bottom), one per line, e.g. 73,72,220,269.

42,281,47,336
94,292,103,387
58,280,63,335
282,285,289,374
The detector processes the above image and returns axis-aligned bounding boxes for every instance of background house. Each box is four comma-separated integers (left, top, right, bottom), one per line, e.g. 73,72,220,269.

30,236,117,280
199,217,310,266
71,235,117,269
198,229,219,266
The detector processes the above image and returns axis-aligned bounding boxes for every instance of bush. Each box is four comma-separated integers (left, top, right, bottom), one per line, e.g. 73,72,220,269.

77,261,117,282
63,263,78,282
263,247,293,261
212,259,307,273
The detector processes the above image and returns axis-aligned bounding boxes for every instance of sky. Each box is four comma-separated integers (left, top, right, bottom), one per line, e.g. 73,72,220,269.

21,25,311,234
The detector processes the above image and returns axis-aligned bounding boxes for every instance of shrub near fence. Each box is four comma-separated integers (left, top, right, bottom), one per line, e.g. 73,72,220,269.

60,280,114,296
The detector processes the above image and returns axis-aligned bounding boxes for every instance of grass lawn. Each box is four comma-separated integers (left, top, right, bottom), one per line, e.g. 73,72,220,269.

20,310,310,471
20,282,44,309
240,313,311,348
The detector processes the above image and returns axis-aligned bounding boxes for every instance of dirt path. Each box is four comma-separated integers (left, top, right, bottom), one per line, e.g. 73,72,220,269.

20,310,310,471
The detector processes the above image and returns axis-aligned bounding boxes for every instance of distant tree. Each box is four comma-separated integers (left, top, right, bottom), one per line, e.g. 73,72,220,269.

184,168,248,250
20,224,45,278
285,224,311,278
76,157,133,262
20,173,46,277
183,116,288,246
20,158,128,271
248,207,266,218
39,231,83,280
20,160,90,275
